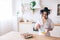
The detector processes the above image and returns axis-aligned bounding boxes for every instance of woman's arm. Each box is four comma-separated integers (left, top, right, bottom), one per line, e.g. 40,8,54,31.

46,28,53,32
33,23,41,31
35,24,41,29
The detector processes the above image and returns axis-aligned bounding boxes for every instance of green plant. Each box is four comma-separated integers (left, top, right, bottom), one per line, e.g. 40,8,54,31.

30,1,36,7
30,1,36,12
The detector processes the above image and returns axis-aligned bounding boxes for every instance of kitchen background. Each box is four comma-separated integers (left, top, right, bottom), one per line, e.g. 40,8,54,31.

0,0,60,37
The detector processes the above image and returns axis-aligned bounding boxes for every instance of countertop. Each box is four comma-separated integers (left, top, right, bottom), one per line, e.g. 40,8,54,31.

0,31,60,40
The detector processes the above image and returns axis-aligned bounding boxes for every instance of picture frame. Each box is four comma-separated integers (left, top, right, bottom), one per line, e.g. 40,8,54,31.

57,4,60,16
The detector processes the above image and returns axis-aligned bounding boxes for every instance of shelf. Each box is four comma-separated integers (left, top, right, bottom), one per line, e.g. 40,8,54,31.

54,24,60,26
19,22,32,24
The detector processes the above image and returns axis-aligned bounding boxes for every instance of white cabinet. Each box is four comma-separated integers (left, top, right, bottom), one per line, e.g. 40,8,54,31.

19,22,38,34
50,26,60,37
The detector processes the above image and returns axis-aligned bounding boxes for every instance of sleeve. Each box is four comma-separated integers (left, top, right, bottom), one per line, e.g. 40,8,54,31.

47,20,54,32
50,20,54,29
46,19,54,29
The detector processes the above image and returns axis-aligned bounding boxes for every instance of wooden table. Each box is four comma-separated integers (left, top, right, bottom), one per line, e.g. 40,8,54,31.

22,34,60,40
0,31,60,40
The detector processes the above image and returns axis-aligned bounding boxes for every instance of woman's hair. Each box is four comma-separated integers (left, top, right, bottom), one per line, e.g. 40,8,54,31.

40,7,50,15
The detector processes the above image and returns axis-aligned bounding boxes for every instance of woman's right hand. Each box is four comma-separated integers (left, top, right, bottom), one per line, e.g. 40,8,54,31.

36,24,41,29
34,23,41,31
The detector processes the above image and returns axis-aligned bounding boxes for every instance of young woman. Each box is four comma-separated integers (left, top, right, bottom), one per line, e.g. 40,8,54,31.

34,7,54,36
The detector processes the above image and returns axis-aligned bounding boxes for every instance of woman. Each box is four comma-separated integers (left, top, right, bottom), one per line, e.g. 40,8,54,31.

34,7,54,36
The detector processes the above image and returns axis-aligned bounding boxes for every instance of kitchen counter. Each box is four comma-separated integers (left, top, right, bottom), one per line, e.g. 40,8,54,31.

0,31,60,40
24,34,60,40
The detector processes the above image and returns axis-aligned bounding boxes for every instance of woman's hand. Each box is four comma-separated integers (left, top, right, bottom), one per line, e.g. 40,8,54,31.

33,23,41,31
47,28,53,31
36,24,41,29
34,24,41,31
45,28,53,33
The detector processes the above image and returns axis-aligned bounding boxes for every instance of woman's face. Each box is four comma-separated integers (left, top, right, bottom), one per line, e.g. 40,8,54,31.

42,12,48,19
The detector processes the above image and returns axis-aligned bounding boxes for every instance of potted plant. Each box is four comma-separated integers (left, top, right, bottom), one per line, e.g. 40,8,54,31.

30,1,36,13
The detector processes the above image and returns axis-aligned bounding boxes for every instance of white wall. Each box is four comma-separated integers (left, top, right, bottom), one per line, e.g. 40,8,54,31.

14,0,41,22
15,0,60,23
41,0,60,23
0,0,13,35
